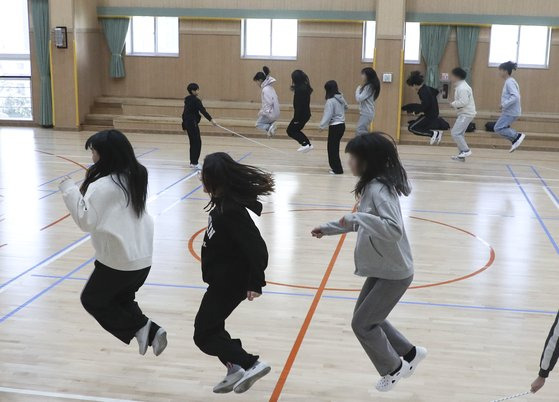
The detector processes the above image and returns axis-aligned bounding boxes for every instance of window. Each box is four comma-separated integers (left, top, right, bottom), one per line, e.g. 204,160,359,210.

0,0,32,120
125,16,179,56
404,22,421,63
362,21,376,61
241,19,297,59
489,24,551,68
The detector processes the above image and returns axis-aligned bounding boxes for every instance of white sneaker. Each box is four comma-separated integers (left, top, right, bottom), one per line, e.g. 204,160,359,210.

213,364,245,394
375,359,409,392
266,122,277,138
436,130,443,145
189,163,203,170
429,130,442,145
297,144,314,153
403,346,428,378
509,133,525,153
451,150,472,161
233,361,271,394
152,327,168,356
135,319,151,356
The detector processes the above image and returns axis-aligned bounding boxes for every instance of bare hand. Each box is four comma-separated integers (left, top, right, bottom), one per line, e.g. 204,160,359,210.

311,227,323,238
247,291,261,301
531,376,546,393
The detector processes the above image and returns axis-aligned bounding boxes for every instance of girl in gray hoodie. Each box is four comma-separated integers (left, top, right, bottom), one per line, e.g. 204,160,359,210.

311,133,427,393
355,68,381,135
319,80,348,174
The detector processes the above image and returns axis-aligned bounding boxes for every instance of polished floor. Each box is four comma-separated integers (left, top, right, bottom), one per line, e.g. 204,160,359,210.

0,127,558,401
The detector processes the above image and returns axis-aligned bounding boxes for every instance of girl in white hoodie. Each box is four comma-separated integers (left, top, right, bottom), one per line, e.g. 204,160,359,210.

449,67,476,161
253,66,280,137
59,130,167,356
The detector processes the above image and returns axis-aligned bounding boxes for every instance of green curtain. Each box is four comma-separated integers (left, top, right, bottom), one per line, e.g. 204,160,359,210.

99,18,130,78
30,0,53,127
456,26,480,85
420,25,451,88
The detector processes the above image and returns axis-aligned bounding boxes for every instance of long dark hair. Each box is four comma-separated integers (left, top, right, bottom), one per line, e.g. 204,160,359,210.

345,132,410,197
201,152,275,211
290,69,313,93
324,80,340,100
360,67,381,100
80,130,148,217
499,61,518,75
253,66,271,82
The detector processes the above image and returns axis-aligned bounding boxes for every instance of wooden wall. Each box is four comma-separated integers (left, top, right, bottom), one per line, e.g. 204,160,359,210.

407,0,559,17
403,28,559,114
101,20,372,105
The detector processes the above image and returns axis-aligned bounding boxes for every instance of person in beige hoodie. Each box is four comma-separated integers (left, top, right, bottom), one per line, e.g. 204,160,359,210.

449,67,476,161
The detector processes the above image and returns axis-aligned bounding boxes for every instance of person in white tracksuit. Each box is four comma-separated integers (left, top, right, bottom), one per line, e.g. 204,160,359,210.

253,66,280,137
449,67,476,161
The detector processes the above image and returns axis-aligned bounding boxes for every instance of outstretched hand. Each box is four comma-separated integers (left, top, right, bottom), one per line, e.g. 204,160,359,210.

531,376,545,393
311,227,323,238
247,291,261,301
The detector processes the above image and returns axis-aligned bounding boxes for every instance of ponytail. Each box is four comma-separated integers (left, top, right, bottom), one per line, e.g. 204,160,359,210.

253,66,270,81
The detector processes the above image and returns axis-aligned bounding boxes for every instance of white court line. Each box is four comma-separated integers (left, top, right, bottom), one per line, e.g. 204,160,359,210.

543,186,559,209
0,387,141,402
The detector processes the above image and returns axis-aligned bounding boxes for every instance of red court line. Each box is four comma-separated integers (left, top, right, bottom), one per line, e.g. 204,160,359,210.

40,213,71,231
34,149,88,170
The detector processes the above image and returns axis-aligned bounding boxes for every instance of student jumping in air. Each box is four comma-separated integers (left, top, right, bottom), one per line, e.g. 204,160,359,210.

59,130,167,357
319,80,348,175
530,310,559,394
311,133,427,393
495,61,525,152
182,83,217,170
253,66,280,138
403,71,447,145
287,69,314,153
449,67,476,161
194,152,274,394
355,67,381,135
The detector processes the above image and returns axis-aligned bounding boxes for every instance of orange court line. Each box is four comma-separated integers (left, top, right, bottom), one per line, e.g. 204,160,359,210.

34,149,88,170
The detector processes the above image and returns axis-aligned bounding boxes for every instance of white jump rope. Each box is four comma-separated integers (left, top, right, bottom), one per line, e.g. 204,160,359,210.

215,123,289,156
490,390,531,402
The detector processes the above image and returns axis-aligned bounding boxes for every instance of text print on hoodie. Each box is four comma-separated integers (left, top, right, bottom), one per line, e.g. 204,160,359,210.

319,94,349,130
259,75,281,122
319,179,413,280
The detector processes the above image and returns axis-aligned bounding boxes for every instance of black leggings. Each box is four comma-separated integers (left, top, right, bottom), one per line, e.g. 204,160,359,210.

184,120,202,164
194,286,259,370
80,261,150,344
286,115,311,146
327,123,345,174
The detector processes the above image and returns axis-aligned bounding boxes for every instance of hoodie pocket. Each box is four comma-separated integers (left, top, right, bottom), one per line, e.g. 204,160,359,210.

368,236,384,257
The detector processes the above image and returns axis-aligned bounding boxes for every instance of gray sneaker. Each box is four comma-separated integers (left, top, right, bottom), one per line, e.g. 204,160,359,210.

213,364,245,393
233,361,271,393
152,327,167,356
135,319,151,356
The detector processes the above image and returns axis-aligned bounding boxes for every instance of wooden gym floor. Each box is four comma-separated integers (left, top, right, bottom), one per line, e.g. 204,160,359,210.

0,127,558,402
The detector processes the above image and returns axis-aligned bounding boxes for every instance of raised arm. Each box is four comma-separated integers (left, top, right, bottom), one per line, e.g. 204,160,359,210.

59,179,100,233
355,85,373,103
342,200,403,241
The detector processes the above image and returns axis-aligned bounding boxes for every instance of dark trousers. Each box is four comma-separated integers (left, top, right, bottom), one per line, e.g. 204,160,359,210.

80,261,150,344
408,115,438,137
286,115,311,146
327,123,345,174
184,120,202,164
194,286,259,370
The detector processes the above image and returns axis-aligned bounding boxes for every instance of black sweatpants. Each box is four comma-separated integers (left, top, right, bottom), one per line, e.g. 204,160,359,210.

80,260,150,344
184,120,202,165
286,115,311,146
194,286,259,370
327,123,345,174
408,115,438,137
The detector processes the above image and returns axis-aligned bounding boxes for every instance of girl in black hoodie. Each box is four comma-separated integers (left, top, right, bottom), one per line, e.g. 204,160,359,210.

194,152,274,395
287,69,314,153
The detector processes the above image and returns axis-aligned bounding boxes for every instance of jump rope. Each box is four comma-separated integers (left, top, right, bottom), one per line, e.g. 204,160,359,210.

215,123,289,155
490,390,532,401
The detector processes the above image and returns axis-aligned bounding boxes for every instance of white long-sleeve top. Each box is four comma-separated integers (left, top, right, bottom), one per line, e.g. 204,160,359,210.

59,176,154,271
451,80,476,117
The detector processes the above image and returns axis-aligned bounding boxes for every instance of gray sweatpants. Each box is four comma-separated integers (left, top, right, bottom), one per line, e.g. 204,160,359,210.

351,275,414,376
356,114,374,135
451,115,473,153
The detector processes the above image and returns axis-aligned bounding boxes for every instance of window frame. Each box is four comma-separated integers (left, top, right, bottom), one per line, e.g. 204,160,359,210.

125,16,179,58
240,18,298,60
361,21,376,62
488,24,551,69
404,22,421,64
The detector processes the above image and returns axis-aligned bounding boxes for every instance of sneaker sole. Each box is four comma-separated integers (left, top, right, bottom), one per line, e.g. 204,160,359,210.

233,366,271,393
213,372,245,394
510,134,525,153
153,329,167,356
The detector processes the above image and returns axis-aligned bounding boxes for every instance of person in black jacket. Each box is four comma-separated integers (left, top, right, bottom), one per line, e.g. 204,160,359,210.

402,71,446,145
287,70,314,153
181,83,216,170
531,310,559,394
194,152,274,395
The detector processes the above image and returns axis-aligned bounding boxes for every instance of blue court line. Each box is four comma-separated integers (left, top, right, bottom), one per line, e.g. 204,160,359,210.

0,258,95,324
0,152,251,323
531,165,559,205
29,273,558,316
507,165,559,255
